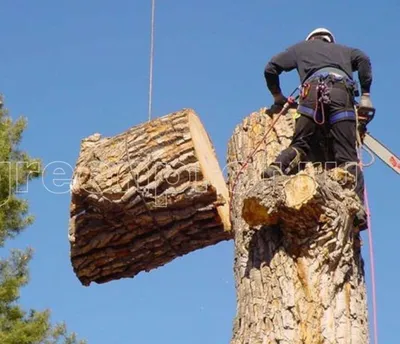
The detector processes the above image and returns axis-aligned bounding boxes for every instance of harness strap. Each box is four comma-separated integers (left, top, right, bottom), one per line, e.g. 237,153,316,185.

330,110,356,123
297,104,316,117
297,104,355,124
299,67,358,126
304,67,359,96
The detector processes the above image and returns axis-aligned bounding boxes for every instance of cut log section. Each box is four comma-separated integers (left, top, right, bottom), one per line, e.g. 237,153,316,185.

242,169,360,234
69,108,232,286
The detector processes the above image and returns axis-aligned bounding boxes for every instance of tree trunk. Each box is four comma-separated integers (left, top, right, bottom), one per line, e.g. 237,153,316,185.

227,108,369,343
69,108,232,286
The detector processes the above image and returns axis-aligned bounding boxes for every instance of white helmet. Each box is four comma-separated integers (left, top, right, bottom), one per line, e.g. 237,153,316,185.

305,28,336,43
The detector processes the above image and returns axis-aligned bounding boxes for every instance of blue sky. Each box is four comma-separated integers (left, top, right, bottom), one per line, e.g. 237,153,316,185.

0,0,399,343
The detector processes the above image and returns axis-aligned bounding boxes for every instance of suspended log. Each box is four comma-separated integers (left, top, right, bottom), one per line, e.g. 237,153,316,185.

227,107,369,343
69,108,232,286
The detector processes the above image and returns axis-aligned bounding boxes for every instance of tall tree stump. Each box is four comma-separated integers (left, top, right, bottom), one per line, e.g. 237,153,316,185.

227,108,369,343
69,108,232,286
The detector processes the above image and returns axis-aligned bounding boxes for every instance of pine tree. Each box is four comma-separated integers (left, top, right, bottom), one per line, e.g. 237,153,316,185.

0,95,87,344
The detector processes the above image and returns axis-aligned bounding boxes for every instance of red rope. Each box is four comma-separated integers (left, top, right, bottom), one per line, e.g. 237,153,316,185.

358,137,378,343
229,111,282,203
355,105,378,343
228,101,294,214
363,183,378,344
313,86,325,125
358,147,378,343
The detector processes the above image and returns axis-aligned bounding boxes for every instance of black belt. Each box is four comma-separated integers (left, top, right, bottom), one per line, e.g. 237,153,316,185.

304,67,351,83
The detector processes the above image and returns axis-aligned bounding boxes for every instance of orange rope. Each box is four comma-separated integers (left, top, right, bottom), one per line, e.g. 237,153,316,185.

357,143,378,343
229,100,295,215
356,105,379,344
363,182,379,344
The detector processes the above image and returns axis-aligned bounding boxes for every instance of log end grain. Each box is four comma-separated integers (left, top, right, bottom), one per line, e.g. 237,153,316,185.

284,174,317,210
188,111,231,231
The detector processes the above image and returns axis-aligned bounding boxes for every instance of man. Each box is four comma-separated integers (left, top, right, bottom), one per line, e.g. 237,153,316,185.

262,28,374,230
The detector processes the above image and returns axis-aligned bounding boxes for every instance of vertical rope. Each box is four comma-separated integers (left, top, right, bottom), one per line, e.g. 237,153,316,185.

364,185,379,344
148,0,156,121
355,106,378,344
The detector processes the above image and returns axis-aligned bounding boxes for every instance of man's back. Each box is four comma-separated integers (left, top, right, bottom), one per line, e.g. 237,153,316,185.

265,38,372,95
290,39,355,81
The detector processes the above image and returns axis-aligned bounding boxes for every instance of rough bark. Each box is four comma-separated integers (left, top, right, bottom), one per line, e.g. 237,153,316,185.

69,108,232,286
227,108,369,343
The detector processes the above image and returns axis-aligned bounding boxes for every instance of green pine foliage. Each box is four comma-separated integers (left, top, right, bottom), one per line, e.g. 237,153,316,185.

0,96,87,344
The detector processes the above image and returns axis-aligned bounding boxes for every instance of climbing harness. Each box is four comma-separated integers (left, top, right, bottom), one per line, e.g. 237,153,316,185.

297,68,359,126
314,76,330,124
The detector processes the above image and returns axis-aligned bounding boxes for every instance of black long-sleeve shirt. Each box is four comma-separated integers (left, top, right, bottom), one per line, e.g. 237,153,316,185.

264,39,372,95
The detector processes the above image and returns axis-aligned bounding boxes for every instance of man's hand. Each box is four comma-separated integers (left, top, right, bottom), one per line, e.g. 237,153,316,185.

357,94,374,139
359,93,374,110
268,93,289,114
273,93,288,106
